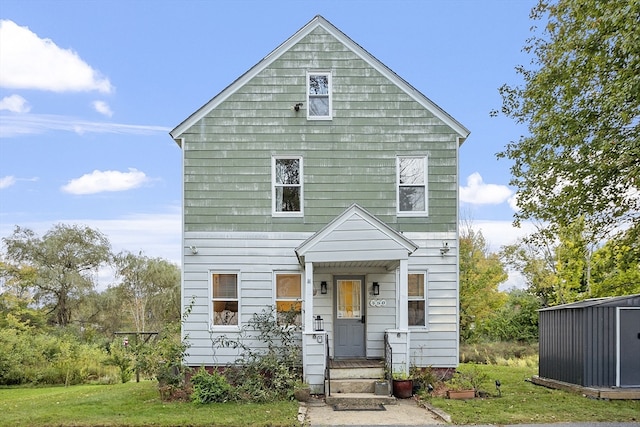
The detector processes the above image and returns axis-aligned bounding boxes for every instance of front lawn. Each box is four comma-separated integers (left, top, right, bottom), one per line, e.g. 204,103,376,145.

0,381,299,427
423,363,640,425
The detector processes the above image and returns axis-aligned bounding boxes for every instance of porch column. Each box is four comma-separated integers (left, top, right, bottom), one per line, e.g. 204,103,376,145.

304,261,314,332
398,258,408,330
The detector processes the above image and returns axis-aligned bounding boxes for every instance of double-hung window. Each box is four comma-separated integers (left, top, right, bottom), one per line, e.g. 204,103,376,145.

397,156,428,216
275,273,302,326
272,156,303,216
408,272,427,327
211,272,239,327
307,72,332,119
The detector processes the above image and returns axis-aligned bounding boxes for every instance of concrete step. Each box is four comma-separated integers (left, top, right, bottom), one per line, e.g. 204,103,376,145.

329,367,384,380
328,378,377,394
325,392,396,407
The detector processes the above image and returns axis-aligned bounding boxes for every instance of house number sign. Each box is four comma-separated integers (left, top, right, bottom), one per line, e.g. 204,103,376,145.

369,299,387,307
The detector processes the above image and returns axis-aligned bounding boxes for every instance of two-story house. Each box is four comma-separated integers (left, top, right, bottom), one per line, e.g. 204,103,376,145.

170,15,469,394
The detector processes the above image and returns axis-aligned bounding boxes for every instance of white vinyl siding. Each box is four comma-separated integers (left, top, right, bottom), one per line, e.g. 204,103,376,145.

397,156,428,216
307,71,332,120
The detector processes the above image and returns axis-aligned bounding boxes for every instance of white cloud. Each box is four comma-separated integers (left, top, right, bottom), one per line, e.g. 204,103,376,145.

0,113,170,138
0,19,112,93
507,193,520,212
471,219,537,253
92,100,113,117
61,168,150,195
460,172,513,205
0,175,16,189
0,94,31,113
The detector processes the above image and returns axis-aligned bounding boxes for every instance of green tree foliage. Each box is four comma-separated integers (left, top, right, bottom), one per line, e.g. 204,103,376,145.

479,289,541,342
501,233,557,307
553,217,593,303
459,226,508,342
497,0,640,235
591,224,640,297
2,225,111,326
113,251,180,332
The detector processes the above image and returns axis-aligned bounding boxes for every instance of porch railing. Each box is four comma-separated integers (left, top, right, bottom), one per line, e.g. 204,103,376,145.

384,331,392,395
324,333,331,396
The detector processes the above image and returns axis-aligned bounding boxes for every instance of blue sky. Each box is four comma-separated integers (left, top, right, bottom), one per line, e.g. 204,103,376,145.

0,0,537,287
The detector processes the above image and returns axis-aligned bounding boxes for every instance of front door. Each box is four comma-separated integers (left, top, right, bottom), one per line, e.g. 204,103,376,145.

334,276,366,358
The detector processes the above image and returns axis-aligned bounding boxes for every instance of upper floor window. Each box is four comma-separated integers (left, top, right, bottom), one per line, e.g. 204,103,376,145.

307,72,332,120
272,156,303,216
408,272,426,327
275,273,302,327
397,156,428,216
212,272,239,327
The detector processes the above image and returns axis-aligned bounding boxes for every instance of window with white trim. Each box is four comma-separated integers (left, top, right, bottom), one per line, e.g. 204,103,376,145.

307,72,332,119
272,156,303,216
408,272,426,327
275,273,302,326
397,156,428,215
211,272,239,327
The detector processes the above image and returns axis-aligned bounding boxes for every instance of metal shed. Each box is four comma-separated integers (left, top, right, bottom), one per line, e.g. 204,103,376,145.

538,294,640,388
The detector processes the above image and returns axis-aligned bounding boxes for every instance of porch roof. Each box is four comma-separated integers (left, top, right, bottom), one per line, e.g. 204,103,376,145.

295,204,418,269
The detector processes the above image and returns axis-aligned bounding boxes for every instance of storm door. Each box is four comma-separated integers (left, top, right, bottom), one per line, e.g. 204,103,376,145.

334,276,366,358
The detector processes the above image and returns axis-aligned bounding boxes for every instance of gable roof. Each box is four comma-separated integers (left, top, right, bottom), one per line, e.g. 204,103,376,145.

295,203,418,267
170,15,470,143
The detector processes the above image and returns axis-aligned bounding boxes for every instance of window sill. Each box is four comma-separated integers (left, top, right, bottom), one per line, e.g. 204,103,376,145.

397,212,428,218
272,212,304,218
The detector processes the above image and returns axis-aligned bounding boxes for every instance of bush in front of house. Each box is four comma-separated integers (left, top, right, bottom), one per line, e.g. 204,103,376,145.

210,306,303,403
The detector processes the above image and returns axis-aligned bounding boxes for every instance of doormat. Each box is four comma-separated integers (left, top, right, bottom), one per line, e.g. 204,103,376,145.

332,403,386,411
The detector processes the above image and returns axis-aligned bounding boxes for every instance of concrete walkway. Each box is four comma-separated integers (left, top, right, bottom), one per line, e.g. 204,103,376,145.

300,397,446,426
299,399,640,427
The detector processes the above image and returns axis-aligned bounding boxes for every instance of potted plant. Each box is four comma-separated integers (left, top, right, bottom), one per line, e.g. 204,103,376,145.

446,369,483,400
392,369,413,399
293,380,311,402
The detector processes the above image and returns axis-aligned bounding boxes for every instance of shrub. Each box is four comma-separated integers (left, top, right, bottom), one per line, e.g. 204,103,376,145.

211,306,302,402
190,368,235,404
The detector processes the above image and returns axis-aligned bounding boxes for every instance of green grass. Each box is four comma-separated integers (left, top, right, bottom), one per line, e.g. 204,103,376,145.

423,364,640,425
0,381,299,427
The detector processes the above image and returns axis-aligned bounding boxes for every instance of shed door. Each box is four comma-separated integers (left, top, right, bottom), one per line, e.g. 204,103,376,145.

619,308,640,387
334,277,365,358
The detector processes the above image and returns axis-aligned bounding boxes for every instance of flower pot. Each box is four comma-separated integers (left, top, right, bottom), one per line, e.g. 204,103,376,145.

392,379,413,399
447,389,475,400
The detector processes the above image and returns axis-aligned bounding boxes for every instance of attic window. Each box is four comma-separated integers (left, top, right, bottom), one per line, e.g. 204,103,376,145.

307,72,332,120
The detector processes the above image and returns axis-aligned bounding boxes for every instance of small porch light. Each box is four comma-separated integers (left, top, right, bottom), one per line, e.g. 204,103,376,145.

320,281,328,294
314,315,324,331
372,282,380,296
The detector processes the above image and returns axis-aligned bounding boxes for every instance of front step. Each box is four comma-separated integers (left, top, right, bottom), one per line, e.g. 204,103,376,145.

330,366,384,380
325,360,393,405
325,392,396,406
328,378,378,393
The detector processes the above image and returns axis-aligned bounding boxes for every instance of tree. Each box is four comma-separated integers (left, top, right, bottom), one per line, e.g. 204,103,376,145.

501,234,557,307
459,226,508,342
2,225,111,327
497,0,640,235
113,252,180,332
590,224,640,297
